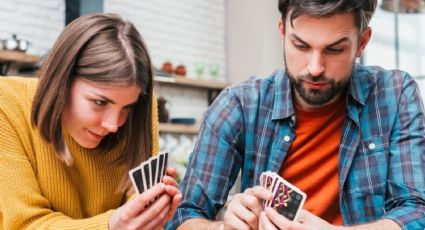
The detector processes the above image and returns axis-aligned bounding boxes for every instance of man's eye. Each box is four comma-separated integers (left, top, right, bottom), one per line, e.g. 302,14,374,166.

94,100,107,106
327,47,344,54
294,43,308,50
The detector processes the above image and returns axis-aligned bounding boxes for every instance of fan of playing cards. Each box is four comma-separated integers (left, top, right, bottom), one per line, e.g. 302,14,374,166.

260,171,307,222
129,152,169,194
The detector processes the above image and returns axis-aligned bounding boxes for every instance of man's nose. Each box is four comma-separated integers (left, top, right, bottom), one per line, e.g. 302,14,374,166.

308,51,325,77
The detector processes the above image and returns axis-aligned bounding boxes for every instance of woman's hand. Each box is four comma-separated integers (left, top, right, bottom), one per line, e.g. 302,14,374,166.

162,167,183,220
109,183,171,229
109,167,182,230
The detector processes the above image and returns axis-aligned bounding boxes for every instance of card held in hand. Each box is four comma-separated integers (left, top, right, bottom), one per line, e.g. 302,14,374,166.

128,152,169,194
129,165,145,194
260,171,307,222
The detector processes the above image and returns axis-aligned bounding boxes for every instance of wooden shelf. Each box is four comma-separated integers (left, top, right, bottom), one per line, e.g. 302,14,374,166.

0,50,40,64
154,75,229,90
158,123,200,134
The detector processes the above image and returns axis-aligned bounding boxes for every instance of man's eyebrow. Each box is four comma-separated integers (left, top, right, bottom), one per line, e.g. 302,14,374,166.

290,34,309,46
290,34,349,47
327,37,350,46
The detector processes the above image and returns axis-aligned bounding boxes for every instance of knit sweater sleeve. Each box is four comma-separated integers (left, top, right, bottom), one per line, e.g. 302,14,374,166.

0,108,115,230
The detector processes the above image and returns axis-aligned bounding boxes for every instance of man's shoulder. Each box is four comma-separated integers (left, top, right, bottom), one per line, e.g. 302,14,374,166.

353,64,414,95
355,64,412,85
226,69,285,97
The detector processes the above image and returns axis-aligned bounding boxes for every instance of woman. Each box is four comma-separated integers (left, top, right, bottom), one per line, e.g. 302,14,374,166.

0,13,181,229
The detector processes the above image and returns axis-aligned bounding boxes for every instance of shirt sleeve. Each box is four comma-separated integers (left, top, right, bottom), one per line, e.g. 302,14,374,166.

383,72,425,229
166,88,245,229
0,109,114,230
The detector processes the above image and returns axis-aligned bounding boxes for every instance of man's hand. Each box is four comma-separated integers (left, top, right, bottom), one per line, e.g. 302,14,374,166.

223,186,273,230
259,208,335,230
259,208,401,230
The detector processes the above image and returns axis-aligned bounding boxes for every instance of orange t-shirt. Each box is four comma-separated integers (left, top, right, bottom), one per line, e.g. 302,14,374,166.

279,95,346,225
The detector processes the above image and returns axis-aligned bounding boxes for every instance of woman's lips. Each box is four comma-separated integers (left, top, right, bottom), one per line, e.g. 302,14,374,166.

86,129,106,140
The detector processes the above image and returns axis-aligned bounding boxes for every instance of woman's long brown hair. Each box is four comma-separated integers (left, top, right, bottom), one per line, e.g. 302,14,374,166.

31,13,153,189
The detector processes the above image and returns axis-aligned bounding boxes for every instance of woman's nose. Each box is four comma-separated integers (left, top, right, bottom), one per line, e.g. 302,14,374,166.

101,113,120,133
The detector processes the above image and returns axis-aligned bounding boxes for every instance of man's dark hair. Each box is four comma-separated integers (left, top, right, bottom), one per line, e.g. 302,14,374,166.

278,0,377,32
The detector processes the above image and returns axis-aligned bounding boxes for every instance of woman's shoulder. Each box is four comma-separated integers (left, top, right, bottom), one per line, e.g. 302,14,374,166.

0,76,38,121
0,76,38,94
0,76,38,104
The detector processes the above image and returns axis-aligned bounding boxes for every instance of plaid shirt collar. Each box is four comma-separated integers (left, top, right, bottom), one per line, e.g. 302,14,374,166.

271,64,376,121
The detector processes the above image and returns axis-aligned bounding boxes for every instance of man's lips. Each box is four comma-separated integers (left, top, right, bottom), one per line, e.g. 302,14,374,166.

303,80,328,90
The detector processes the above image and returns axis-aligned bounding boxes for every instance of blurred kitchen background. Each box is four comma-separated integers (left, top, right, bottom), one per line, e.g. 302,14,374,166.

1,0,424,182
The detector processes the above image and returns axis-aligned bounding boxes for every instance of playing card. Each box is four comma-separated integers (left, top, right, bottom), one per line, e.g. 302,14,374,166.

265,173,278,206
270,177,306,221
128,152,170,195
150,157,158,186
157,152,165,184
129,165,145,194
162,152,168,178
141,161,151,189
259,171,307,221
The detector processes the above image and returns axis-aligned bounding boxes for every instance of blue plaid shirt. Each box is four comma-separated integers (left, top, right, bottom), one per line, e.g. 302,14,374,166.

167,64,425,229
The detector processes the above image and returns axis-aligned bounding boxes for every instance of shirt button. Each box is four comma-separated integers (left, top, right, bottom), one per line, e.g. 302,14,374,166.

368,143,376,150
283,136,291,142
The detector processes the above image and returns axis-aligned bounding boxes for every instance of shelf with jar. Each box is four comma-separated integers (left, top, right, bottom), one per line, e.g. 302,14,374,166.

154,75,229,90
158,122,200,135
154,74,231,135
0,50,40,76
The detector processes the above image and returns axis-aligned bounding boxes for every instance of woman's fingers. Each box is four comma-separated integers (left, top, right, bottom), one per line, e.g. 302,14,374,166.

127,183,166,217
167,191,183,219
163,175,179,188
139,194,171,229
166,167,177,178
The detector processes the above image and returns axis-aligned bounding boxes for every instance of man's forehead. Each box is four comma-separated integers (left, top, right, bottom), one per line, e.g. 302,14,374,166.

285,11,356,29
284,13,358,45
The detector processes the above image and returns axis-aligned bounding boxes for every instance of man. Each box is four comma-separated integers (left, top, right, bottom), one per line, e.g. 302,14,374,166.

168,0,425,229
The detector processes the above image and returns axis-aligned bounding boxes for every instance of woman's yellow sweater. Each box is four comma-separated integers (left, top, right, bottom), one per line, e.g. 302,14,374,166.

0,76,159,229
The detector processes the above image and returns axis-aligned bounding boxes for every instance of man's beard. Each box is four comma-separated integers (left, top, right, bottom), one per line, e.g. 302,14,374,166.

285,59,351,106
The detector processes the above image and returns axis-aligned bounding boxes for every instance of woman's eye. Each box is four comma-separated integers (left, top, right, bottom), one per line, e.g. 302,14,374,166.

94,100,107,106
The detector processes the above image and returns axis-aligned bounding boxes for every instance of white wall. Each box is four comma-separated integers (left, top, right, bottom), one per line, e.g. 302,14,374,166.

366,7,425,77
365,2,425,99
104,0,226,82
103,0,227,120
227,0,283,83
0,0,64,56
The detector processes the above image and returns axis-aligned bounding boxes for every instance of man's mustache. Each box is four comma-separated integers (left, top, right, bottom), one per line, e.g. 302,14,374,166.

298,74,329,83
